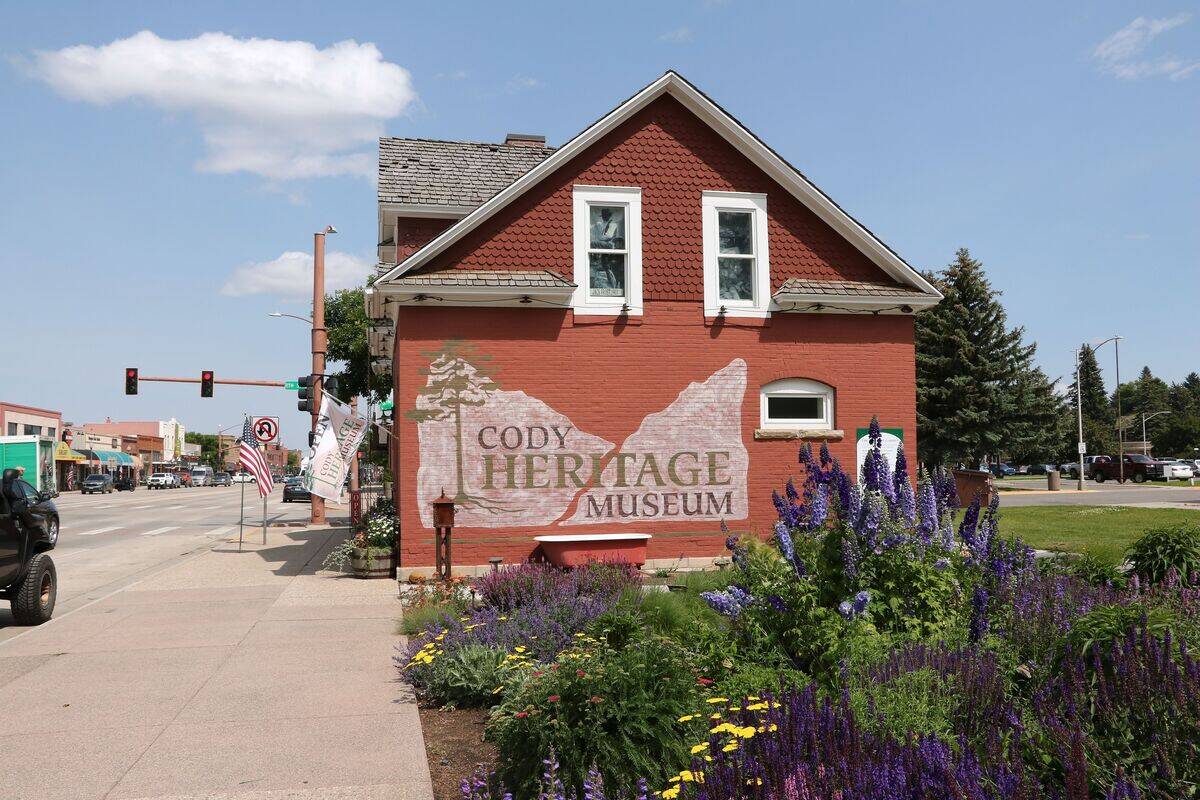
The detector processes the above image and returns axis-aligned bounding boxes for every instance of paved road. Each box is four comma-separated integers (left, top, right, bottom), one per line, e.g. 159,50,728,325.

0,484,339,638
996,479,1200,507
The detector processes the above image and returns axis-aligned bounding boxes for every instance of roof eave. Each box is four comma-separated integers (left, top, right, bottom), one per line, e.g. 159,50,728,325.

375,70,941,299
772,291,941,313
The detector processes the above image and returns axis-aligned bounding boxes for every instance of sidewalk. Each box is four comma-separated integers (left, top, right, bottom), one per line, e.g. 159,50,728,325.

0,527,433,800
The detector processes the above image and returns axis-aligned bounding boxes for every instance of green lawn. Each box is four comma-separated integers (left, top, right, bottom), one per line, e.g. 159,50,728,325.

998,505,1200,564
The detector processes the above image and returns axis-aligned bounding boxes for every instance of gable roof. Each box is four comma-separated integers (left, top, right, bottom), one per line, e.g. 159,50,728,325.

378,137,554,208
375,71,940,300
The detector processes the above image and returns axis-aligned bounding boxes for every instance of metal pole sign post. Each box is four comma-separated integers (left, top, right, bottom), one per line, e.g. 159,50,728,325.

262,492,267,545
238,473,246,551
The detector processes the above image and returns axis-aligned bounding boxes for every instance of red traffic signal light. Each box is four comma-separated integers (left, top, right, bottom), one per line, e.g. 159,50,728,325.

125,367,138,395
200,371,214,398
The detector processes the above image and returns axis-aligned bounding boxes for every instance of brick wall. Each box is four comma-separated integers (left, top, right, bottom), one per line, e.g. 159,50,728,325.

424,94,897,296
389,93,918,569
393,302,915,568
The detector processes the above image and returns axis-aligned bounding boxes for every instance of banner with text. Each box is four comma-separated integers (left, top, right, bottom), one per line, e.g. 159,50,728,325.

304,395,369,502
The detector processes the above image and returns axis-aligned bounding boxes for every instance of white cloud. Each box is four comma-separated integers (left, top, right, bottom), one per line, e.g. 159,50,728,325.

220,250,374,299
31,31,417,180
505,74,540,92
1092,15,1198,80
658,27,694,43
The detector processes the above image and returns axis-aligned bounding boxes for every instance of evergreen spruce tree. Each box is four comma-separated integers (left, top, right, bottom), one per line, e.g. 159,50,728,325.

916,248,1064,467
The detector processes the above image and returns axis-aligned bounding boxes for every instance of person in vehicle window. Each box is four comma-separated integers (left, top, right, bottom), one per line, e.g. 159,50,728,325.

2,467,36,532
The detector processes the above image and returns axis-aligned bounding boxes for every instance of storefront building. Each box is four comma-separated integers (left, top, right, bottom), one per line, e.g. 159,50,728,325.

366,72,941,570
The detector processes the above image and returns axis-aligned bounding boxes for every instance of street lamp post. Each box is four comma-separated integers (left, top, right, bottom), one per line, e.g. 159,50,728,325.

1141,411,1170,456
1075,347,1086,490
1092,336,1124,481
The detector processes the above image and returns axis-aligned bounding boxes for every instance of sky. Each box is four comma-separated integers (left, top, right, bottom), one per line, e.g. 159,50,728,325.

1,1,1197,449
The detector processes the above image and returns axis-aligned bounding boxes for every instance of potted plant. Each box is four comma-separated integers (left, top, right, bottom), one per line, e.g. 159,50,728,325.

323,512,397,578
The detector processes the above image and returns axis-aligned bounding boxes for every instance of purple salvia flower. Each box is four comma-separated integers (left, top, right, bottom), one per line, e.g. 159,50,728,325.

970,584,990,643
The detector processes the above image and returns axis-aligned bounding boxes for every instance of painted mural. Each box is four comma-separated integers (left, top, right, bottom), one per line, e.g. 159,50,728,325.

410,341,749,529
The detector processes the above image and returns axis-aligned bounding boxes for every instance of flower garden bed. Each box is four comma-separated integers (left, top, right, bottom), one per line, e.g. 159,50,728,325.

397,419,1200,800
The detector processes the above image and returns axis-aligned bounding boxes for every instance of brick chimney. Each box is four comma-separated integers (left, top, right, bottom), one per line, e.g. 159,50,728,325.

504,133,546,148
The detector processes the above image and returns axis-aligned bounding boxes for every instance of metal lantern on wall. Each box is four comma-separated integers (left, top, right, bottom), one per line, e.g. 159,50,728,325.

432,490,455,528
432,489,455,580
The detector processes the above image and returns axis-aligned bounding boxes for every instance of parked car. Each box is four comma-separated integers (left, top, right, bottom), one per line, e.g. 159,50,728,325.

148,472,174,489
1063,456,1111,481
213,472,232,487
1092,454,1176,483
988,463,1017,478
1,471,59,624
231,473,256,484
1161,460,1195,480
282,477,311,503
114,475,137,492
81,473,114,494
1026,464,1056,475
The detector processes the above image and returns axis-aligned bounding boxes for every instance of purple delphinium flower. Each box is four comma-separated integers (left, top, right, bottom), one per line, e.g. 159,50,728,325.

958,493,982,553
773,521,795,562
819,440,832,467
869,415,882,447
934,557,951,570
798,441,814,469
838,599,855,619
766,594,790,612
700,589,743,617
893,442,909,492
807,484,829,531
857,493,884,549
916,469,939,544
898,478,916,526
841,531,860,581
833,461,851,511
853,589,870,614
785,478,799,501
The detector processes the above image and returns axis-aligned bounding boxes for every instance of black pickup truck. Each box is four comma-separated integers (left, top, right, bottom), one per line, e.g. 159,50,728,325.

0,471,59,624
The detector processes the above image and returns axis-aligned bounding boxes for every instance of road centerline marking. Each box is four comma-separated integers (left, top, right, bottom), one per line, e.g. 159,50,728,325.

77,526,122,536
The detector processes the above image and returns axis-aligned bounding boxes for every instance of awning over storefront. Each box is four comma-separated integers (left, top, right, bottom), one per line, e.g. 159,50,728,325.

54,442,87,462
81,448,136,466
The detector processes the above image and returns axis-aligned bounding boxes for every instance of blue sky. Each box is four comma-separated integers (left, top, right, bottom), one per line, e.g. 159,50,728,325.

1,1,1197,449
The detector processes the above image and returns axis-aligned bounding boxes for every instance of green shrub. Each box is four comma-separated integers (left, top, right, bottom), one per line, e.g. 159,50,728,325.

1126,522,1200,584
715,661,809,701
849,667,958,743
417,644,507,708
399,601,460,636
1041,553,1127,588
486,633,704,799
1061,603,1175,670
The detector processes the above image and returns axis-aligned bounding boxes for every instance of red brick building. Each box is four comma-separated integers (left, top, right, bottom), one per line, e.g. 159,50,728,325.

366,72,941,571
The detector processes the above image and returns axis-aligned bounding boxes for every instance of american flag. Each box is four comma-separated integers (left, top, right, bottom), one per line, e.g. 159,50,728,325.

238,417,274,497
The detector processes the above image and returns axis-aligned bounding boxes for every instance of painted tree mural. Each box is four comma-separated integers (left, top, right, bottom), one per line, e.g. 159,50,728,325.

406,340,516,513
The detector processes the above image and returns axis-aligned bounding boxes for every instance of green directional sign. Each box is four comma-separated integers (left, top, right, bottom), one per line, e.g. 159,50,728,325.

284,380,299,391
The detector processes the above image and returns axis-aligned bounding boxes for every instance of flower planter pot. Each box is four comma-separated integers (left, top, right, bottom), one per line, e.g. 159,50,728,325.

350,547,394,579
534,534,651,568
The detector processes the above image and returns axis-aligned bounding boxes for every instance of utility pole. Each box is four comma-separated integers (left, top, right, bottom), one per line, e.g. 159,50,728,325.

310,226,335,526
1075,347,1085,491
1142,411,1170,456
1114,337,1124,484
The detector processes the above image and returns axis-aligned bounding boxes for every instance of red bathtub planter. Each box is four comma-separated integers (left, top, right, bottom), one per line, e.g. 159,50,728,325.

533,534,652,568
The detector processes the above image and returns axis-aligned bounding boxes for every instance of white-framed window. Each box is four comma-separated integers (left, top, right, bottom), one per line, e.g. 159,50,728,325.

702,191,771,317
759,378,834,430
572,185,642,315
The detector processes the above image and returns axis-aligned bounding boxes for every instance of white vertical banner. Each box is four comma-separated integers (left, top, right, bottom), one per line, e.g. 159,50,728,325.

303,394,369,502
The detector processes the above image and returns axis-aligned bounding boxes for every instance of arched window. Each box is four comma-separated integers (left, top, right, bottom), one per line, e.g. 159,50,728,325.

759,378,834,430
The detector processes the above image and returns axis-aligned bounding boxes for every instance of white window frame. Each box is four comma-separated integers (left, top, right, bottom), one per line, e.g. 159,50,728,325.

572,185,643,316
702,191,771,318
759,378,834,430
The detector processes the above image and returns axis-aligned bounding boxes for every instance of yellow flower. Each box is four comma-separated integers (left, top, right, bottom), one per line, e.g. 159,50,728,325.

746,695,760,701
745,702,768,712
679,770,695,783
493,686,504,694
690,743,708,754
661,786,681,800
709,713,722,720
733,726,756,739
514,646,527,653
678,714,696,723
722,742,739,753
498,615,508,621
705,697,729,704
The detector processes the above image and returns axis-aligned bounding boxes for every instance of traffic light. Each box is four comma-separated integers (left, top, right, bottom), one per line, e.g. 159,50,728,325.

200,370,214,398
324,376,339,401
297,374,315,413
125,367,138,395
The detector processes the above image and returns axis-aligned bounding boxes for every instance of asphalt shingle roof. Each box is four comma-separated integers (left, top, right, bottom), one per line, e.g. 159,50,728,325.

378,138,554,207
774,277,931,298
383,268,575,289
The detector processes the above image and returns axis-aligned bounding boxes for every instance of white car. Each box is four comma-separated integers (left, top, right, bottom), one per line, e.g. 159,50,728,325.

231,473,257,484
1162,461,1195,480
148,473,175,489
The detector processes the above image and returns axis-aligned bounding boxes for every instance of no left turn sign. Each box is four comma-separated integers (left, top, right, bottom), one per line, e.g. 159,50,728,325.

252,416,279,444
